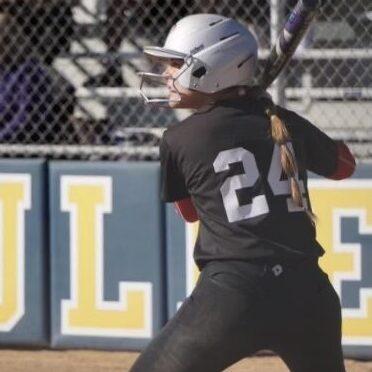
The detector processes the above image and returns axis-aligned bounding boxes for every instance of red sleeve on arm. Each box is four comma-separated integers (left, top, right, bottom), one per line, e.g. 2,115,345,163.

174,198,199,223
328,141,356,180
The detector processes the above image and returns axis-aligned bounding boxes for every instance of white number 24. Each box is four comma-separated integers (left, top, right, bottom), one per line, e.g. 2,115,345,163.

213,145,307,223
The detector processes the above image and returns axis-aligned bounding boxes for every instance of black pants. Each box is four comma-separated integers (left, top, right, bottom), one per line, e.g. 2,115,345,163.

130,259,345,372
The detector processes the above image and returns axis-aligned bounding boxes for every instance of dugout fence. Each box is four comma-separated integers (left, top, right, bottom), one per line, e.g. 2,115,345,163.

0,0,370,160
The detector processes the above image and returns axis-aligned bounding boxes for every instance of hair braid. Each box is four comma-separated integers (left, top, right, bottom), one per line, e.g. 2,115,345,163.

266,106,316,224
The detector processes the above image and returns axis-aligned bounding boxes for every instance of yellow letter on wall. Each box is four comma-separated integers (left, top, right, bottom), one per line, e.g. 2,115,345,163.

0,175,31,331
185,222,200,297
309,179,372,346
61,176,152,338
176,222,200,310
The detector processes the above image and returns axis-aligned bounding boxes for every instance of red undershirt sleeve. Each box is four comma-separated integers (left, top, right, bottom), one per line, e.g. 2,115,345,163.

328,141,356,180
174,197,199,223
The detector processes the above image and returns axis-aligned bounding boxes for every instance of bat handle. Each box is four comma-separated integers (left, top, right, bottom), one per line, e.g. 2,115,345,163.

260,0,322,89
284,0,320,36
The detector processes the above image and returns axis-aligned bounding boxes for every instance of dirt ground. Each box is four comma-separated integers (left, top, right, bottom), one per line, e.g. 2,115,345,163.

0,350,371,372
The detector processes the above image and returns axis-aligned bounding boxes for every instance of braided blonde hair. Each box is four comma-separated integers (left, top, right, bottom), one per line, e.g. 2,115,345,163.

266,105,316,224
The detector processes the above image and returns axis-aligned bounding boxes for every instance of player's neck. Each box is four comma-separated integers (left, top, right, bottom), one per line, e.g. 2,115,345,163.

213,85,269,102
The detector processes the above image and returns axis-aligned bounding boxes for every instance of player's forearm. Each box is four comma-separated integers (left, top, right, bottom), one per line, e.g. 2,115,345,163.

328,141,356,180
174,198,199,223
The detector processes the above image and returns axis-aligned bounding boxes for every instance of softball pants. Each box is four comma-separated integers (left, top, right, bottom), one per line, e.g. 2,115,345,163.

130,258,345,372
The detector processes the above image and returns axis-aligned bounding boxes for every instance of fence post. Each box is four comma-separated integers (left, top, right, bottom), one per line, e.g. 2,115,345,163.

270,0,286,106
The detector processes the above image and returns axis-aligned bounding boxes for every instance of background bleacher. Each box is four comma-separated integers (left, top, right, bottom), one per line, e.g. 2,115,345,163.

1,0,371,160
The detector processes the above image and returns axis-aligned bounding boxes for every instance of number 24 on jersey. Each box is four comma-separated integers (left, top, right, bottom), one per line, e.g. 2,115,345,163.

213,145,308,223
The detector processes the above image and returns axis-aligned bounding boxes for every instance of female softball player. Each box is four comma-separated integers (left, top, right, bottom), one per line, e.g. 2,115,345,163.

133,14,355,372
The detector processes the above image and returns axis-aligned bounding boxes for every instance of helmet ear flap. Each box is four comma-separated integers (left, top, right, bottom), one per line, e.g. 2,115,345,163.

186,60,208,90
192,66,207,78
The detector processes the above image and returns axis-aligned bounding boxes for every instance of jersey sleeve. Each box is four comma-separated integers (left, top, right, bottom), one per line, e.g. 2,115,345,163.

301,119,339,177
160,133,190,202
328,141,356,180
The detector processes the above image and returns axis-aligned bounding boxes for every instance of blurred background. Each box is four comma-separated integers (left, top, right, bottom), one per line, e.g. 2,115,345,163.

0,0,370,160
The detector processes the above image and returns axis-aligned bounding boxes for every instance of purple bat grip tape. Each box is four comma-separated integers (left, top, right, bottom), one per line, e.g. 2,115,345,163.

285,0,319,34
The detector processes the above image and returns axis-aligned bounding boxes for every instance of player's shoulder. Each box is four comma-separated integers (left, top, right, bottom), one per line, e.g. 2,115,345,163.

278,106,319,138
162,114,195,143
277,106,308,125
162,106,224,144
161,116,195,155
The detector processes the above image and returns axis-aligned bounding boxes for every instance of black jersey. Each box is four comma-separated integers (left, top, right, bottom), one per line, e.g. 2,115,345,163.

160,96,339,268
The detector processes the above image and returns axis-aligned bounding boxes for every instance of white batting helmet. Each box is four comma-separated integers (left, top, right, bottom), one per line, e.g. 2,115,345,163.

139,14,258,105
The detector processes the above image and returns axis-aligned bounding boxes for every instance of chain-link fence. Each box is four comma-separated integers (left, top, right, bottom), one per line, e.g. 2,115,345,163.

0,0,370,160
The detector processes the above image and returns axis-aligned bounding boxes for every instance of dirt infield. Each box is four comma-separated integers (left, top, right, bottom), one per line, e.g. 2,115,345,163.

0,350,371,372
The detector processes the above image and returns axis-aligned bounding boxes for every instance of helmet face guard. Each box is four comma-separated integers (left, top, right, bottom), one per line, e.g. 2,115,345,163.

138,72,181,107
138,55,201,107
